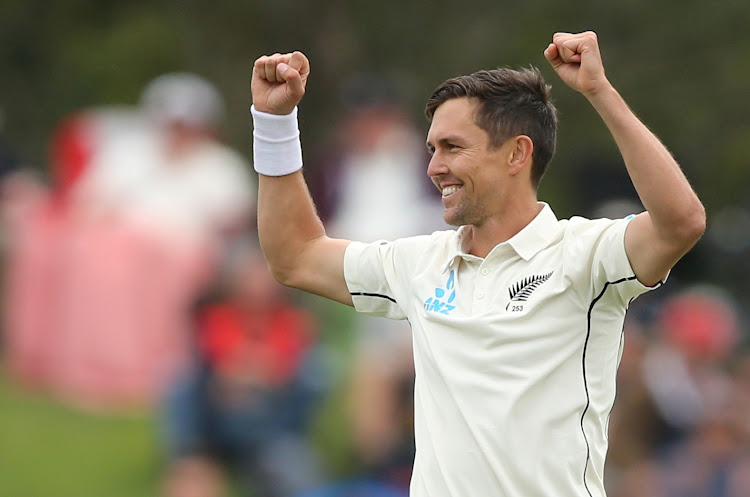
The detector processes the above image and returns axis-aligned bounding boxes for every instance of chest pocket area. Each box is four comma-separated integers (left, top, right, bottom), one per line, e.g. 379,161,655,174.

504,271,556,313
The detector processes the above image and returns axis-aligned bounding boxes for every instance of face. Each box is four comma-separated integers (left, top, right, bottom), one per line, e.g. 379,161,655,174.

426,97,513,227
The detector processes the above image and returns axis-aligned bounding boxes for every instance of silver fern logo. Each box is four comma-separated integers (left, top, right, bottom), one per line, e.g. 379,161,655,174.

506,272,553,311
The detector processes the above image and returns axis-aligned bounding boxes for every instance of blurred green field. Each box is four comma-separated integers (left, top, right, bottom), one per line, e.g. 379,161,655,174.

0,368,162,497
0,298,358,497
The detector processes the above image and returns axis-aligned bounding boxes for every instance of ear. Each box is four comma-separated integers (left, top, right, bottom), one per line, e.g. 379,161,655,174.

507,135,534,176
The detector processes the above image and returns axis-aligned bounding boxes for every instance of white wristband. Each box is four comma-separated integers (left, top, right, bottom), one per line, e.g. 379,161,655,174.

251,105,303,176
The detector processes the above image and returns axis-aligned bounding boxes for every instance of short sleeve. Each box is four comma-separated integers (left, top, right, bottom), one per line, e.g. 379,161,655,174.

344,240,408,320
589,216,666,304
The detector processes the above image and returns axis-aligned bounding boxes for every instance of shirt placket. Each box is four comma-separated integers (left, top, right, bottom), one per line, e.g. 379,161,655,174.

473,262,491,313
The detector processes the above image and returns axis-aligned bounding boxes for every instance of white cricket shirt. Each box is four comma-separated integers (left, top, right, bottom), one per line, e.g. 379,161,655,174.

343,203,663,497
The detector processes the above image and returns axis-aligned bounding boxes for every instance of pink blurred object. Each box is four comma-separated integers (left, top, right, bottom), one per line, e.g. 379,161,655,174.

3,195,213,411
3,198,68,387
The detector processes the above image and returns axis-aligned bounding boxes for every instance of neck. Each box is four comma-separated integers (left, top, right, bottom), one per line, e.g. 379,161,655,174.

462,199,543,258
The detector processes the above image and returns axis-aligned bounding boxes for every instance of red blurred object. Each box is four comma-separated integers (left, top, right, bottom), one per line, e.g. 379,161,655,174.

658,290,740,361
49,113,93,201
197,303,313,386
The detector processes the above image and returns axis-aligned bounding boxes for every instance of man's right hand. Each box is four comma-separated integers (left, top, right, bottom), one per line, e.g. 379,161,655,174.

251,51,310,115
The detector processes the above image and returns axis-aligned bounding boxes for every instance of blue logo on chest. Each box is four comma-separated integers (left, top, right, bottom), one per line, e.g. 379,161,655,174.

424,270,456,315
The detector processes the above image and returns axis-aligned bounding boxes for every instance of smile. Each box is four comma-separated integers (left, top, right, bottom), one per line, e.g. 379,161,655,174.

442,185,463,197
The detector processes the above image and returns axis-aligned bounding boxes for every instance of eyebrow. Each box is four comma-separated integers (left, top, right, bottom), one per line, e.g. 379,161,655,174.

426,135,465,151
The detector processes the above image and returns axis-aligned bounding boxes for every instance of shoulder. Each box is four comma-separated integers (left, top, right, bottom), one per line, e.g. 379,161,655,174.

557,214,651,301
552,214,634,273
563,214,620,231
559,215,631,246
345,230,458,285
350,229,457,259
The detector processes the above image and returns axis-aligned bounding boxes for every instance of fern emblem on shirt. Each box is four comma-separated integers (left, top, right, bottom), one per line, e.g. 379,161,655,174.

506,272,553,311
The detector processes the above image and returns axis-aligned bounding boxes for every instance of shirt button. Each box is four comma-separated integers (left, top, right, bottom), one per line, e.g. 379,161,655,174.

481,268,489,276
477,292,485,299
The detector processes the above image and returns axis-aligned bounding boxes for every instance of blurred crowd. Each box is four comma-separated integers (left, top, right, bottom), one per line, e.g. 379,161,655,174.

608,286,750,497
2,73,750,497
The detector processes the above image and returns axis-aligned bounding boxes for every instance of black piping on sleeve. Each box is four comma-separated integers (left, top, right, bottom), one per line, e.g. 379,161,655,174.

350,292,397,304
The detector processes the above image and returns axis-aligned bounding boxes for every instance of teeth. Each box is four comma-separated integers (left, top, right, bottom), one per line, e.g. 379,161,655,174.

442,186,462,197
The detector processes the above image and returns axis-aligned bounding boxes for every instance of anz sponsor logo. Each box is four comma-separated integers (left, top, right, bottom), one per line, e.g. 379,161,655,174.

424,270,457,315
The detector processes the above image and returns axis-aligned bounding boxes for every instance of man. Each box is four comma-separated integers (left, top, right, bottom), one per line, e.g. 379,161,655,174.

250,31,705,497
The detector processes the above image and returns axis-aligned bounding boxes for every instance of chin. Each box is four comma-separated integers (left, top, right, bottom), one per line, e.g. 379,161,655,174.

443,211,464,227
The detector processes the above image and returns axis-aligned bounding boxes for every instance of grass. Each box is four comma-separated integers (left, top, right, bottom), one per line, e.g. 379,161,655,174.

0,369,162,497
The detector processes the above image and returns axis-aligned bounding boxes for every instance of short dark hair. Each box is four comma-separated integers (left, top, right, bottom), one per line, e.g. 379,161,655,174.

425,67,557,189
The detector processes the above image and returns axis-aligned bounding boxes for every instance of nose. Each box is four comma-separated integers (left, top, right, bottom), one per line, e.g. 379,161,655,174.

427,152,448,179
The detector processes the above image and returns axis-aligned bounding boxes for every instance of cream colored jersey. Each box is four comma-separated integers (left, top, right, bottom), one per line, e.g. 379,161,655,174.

343,203,663,497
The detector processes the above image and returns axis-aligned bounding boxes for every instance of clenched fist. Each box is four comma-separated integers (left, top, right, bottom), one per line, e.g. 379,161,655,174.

251,51,310,115
544,31,611,98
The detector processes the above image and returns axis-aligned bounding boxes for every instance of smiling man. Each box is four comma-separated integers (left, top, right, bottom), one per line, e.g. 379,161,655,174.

250,31,705,497
423,69,556,257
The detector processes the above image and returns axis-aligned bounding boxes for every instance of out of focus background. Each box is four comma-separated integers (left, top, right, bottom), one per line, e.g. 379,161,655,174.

2,2,750,497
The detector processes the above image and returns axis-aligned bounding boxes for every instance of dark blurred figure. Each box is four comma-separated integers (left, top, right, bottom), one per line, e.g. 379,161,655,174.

647,287,750,497
607,286,750,497
606,317,668,497
0,105,19,181
642,286,740,446
308,73,444,234
161,238,327,497
294,363,413,497
298,359,414,497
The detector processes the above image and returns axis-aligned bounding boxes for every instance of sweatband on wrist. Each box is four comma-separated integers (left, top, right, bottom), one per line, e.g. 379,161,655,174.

251,105,303,176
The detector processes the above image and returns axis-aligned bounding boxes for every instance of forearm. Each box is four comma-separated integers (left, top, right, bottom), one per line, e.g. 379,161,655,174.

587,85,705,243
252,105,326,285
257,171,326,284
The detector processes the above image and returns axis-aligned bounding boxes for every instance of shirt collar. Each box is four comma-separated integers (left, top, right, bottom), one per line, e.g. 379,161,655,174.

506,202,560,261
442,203,560,272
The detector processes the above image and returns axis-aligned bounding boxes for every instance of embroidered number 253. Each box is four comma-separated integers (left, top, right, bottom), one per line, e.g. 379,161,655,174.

506,272,553,311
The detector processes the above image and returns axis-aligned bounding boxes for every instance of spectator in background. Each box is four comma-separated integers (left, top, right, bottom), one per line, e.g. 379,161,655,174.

1,73,255,410
312,74,446,239
606,285,750,497
642,286,740,445
77,73,253,244
643,287,749,497
302,77,444,496
161,237,327,497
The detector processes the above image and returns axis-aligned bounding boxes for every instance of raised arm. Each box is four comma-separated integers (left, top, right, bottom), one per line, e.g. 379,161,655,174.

544,31,706,287
251,51,353,305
